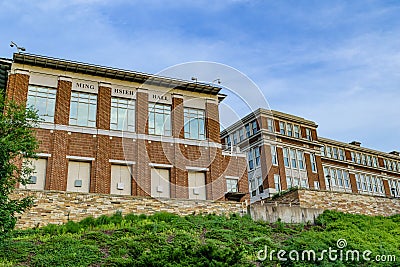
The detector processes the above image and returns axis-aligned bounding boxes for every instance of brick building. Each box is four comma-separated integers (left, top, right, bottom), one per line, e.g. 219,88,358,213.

5,53,248,201
221,108,400,203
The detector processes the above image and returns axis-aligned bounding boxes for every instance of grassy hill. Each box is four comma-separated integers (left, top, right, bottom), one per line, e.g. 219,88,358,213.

0,210,399,266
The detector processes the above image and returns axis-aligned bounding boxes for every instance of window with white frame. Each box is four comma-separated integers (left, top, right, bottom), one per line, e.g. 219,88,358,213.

290,149,297,168
226,177,238,193
110,98,135,132
286,123,293,137
333,147,338,159
274,174,281,192
257,176,264,194
388,179,400,197
283,148,290,167
293,125,300,138
339,149,345,161
250,179,257,197
305,128,312,141
184,108,205,140
297,150,305,170
69,92,97,127
310,153,317,172
254,147,261,167
27,85,57,123
148,103,171,136
239,128,244,141
271,145,278,165
279,121,286,135
232,131,238,145
326,146,332,158
356,173,385,195
251,120,258,134
267,118,274,132
320,146,325,157
245,124,251,137
247,150,254,170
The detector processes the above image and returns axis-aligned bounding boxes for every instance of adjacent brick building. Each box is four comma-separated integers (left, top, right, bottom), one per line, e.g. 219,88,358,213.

5,53,248,201
221,108,400,203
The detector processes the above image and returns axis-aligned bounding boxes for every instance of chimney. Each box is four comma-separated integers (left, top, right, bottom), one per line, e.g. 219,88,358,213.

349,141,361,147
389,151,400,156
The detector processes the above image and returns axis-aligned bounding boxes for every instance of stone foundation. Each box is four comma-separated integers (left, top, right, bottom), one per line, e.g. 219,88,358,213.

12,189,247,229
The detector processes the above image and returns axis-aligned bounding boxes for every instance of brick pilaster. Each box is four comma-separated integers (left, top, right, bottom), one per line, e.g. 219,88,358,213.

54,77,72,125
7,71,29,104
315,155,326,190
383,179,391,197
276,147,288,190
136,90,150,196
48,131,69,191
205,99,220,143
96,84,111,130
92,135,111,193
349,173,358,193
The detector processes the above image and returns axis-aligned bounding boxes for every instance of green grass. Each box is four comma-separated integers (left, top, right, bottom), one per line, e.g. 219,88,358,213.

0,210,398,266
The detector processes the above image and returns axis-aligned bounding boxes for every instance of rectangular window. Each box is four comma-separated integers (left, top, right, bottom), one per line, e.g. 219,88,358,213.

314,181,320,190
239,128,244,141
320,146,325,157
337,169,344,187
355,153,361,164
286,176,292,189
324,167,331,190
339,149,345,161
305,128,312,141
286,123,293,137
293,125,300,138
333,147,338,159
267,119,274,132
279,121,286,135
232,131,238,145
361,154,366,165
27,85,57,123
290,149,297,168
226,136,231,148
351,152,355,162
248,150,254,170
252,120,258,134
250,179,257,197
257,176,264,194
300,178,308,188
388,160,393,171
271,145,278,165
274,174,281,192
149,103,171,136
297,150,304,170
356,174,361,191
326,146,332,158
283,148,290,167
293,177,300,187
310,153,317,172
330,169,336,187
110,98,135,132
226,178,238,193
245,124,251,137
367,155,372,166
69,92,97,127
343,171,350,189
254,147,261,167
372,157,378,167
184,108,205,140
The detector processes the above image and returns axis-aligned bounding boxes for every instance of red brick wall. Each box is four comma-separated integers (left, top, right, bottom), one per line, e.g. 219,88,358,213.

54,78,72,125
276,147,288,190
206,101,220,143
6,73,29,104
47,131,69,191
97,86,111,130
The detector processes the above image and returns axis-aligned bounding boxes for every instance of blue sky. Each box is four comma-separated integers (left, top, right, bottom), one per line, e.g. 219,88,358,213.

1,0,399,152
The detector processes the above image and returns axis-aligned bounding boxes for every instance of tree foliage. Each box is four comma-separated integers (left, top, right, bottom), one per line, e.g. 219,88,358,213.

0,94,39,239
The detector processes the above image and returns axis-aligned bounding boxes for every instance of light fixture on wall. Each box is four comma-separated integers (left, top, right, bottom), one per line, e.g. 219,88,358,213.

10,41,26,53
